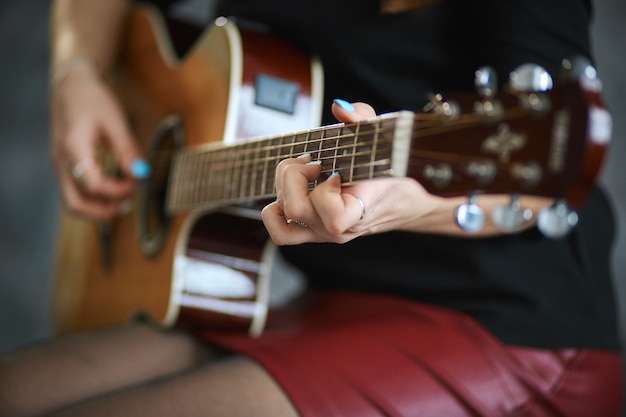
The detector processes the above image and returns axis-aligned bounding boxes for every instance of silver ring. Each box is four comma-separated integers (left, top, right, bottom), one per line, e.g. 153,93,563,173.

70,157,96,183
293,220,308,228
285,216,308,228
345,193,366,220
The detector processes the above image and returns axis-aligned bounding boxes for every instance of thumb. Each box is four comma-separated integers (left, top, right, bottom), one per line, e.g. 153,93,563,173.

331,99,377,123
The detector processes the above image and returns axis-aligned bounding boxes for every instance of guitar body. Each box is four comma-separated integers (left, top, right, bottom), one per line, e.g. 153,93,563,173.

53,6,323,335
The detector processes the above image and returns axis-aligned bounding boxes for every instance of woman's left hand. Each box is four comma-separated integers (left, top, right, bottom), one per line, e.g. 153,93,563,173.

261,101,441,245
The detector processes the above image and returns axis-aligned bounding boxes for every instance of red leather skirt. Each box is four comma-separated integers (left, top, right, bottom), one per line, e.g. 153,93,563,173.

198,291,623,417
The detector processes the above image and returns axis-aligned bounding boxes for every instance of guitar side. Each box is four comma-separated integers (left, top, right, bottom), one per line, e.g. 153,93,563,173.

52,6,321,335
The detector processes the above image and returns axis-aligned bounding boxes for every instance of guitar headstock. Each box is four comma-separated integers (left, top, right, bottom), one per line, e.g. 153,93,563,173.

408,61,611,236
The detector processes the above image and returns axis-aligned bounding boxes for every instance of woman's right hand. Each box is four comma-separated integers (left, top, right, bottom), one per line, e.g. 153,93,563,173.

50,58,149,221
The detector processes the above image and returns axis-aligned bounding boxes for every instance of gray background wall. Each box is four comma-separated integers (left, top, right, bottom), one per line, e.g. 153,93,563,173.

0,0,624,396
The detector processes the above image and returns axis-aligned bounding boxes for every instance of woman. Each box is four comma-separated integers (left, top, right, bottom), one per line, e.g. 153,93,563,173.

0,0,621,416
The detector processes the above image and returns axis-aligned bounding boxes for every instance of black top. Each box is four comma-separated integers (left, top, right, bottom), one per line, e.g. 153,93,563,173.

147,0,620,350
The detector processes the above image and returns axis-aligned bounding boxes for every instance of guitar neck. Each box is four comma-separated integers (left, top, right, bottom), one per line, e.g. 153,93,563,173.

166,79,607,215
166,111,416,213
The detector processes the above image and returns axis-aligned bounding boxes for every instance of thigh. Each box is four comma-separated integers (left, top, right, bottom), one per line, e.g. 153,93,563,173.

0,323,219,417
47,356,299,417
198,291,624,417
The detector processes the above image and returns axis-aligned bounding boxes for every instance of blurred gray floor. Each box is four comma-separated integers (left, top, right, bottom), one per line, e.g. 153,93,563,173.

1,0,625,387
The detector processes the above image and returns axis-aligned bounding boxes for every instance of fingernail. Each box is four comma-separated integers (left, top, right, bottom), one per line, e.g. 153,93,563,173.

131,159,151,179
306,160,322,166
297,153,311,159
334,98,355,112
328,171,341,180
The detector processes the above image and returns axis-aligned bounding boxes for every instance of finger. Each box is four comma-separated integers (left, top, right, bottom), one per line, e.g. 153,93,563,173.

66,121,137,201
275,153,315,196
310,173,365,234
261,201,315,246
331,99,377,123
77,163,136,201
99,100,149,180
58,167,125,221
274,154,321,214
280,160,322,223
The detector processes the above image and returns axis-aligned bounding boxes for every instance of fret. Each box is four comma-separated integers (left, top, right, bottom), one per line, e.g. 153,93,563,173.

265,137,282,195
259,139,270,196
316,129,324,163
360,121,379,181
236,144,247,199
303,129,320,161
369,120,378,180
292,131,309,158
208,148,224,203
191,152,203,206
230,147,241,201
179,152,192,209
319,124,341,174
287,132,296,159
370,119,392,179
242,142,255,199
179,152,192,208
166,151,185,212
336,124,359,181
198,149,209,206
350,123,360,182
249,140,262,199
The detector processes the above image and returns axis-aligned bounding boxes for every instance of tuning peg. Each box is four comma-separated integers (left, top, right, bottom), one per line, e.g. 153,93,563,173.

425,93,460,118
509,63,553,92
492,195,533,231
561,56,597,81
455,194,486,233
475,66,498,97
474,66,503,116
536,200,579,238
561,56,603,92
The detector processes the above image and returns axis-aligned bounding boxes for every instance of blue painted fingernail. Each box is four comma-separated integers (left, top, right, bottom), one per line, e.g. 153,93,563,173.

334,98,355,112
131,159,151,179
328,171,341,180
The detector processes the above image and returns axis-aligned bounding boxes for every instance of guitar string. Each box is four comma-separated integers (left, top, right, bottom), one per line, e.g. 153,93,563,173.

147,108,525,167
147,110,528,210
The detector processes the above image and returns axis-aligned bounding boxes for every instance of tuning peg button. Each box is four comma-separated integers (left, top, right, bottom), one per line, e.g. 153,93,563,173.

561,56,603,92
475,66,498,97
493,195,533,231
455,194,486,233
509,64,554,92
561,56,597,81
537,200,579,238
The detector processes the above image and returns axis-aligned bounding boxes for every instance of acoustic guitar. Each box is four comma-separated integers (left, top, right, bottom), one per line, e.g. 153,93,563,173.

52,5,611,336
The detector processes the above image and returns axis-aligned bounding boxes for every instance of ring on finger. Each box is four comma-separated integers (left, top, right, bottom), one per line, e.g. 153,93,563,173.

285,215,308,228
345,193,366,220
70,157,96,183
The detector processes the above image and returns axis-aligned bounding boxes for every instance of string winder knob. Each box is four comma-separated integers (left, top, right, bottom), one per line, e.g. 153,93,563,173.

475,66,497,97
561,56,597,82
455,194,486,233
492,194,533,231
509,63,553,92
509,64,553,113
536,200,579,238
474,66,502,116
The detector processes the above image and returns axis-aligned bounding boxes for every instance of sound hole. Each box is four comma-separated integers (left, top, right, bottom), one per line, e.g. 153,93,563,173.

139,115,185,257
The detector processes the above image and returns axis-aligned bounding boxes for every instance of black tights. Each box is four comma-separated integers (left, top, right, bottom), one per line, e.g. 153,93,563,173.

0,324,299,417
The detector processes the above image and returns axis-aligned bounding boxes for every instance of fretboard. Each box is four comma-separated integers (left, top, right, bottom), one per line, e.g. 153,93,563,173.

166,111,415,213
